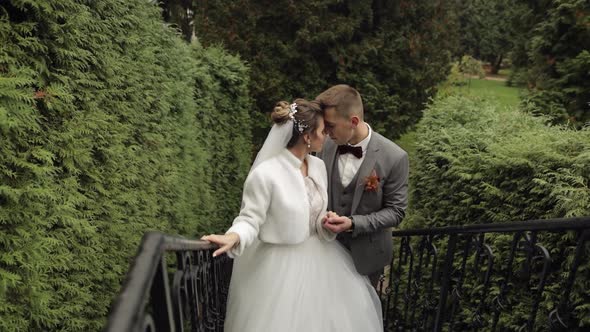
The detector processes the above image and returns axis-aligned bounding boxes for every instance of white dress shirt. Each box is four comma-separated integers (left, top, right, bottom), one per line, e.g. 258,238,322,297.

338,123,372,187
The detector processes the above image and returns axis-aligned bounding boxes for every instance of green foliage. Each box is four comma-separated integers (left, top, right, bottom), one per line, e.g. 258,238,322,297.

459,55,486,79
405,95,590,329
0,1,251,330
442,62,470,88
172,0,458,143
410,95,589,226
442,56,487,90
456,0,524,74
511,0,590,126
191,45,253,233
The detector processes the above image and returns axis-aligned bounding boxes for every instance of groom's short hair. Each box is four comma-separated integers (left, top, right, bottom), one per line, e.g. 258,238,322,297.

316,84,363,120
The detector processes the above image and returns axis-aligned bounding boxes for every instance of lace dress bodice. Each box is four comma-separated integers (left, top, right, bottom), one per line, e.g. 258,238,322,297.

304,176,324,235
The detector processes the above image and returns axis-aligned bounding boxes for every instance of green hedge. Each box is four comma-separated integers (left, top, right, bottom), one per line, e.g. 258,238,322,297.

405,95,590,329
0,1,251,331
409,96,589,227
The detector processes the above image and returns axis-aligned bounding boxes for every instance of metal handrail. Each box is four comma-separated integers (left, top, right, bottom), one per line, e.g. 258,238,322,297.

105,232,231,332
391,216,589,236
381,216,590,332
105,217,590,331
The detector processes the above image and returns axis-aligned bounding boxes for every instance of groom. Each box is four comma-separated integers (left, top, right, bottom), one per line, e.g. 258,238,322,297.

317,84,409,287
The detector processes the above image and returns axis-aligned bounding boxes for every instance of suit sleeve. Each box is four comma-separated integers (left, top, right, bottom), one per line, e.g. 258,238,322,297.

351,152,409,236
225,168,271,257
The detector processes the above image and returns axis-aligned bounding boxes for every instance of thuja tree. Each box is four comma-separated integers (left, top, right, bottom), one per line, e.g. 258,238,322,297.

410,95,590,227
455,0,524,74
407,95,590,329
161,0,458,143
511,0,590,126
0,0,251,330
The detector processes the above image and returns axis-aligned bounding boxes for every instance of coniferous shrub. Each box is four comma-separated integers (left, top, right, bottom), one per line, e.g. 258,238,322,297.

410,96,589,227
183,0,458,144
404,95,589,329
510,0,590,126
0,1,251,330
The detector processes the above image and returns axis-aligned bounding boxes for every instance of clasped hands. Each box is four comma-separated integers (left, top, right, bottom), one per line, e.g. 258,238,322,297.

322,211,353,234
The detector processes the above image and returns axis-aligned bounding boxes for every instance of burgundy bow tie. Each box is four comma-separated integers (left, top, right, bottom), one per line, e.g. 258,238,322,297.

337,145,363,158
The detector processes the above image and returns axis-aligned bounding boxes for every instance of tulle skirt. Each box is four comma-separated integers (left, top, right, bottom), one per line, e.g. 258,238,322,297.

224,235,383,332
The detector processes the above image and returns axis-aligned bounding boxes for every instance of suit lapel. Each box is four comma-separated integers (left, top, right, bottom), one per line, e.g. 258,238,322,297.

351,135,380,214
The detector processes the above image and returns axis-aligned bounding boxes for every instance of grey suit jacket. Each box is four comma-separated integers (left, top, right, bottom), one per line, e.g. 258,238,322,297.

318,130,409,275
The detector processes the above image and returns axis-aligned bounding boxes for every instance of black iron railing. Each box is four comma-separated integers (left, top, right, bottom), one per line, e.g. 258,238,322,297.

104,232,233,332
376,217,590,332
106,217,589,332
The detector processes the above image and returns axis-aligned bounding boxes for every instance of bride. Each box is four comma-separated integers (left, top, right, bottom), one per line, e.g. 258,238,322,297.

202,98,383,332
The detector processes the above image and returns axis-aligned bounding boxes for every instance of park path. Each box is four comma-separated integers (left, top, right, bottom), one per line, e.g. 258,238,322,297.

469,74,508,82
484,75,508,82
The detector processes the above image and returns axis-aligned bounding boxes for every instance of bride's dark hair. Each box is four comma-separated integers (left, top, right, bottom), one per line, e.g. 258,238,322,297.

271,98,322,148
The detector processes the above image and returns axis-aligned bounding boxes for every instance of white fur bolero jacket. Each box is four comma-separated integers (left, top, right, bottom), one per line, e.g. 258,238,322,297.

226,149,336,257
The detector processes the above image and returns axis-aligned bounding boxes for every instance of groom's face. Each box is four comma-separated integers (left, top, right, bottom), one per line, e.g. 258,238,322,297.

323,106,354,145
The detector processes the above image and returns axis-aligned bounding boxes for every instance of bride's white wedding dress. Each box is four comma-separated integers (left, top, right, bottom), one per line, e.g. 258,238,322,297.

224,176,383,332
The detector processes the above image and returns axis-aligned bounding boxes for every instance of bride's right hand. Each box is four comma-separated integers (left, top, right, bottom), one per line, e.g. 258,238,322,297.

201,232,240,257
326,211,339,218
322,211,339,224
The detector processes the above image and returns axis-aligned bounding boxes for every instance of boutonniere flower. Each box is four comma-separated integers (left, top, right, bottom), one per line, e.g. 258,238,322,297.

364,170,380,192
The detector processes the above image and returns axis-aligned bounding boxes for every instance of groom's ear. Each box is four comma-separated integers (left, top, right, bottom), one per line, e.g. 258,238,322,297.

351,116,360,128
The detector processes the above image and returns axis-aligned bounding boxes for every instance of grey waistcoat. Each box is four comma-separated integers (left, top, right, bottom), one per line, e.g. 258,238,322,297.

331,159,359,249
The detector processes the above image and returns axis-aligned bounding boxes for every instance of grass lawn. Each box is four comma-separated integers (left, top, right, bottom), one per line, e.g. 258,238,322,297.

451,78,522,109
394,77,522,162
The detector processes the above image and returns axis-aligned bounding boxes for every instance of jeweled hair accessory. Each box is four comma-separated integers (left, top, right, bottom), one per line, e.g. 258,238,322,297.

288,102,298,119
288,102,309,134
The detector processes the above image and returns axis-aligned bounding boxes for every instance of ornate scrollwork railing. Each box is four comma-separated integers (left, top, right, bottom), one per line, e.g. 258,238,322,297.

104,232,232,332
377,217,590,332
105,217,589,332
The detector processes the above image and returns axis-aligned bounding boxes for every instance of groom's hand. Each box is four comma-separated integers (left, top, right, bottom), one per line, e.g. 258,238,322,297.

323,215,353,234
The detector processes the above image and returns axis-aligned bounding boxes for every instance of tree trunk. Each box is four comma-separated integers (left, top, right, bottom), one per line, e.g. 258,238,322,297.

490,54,503,75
